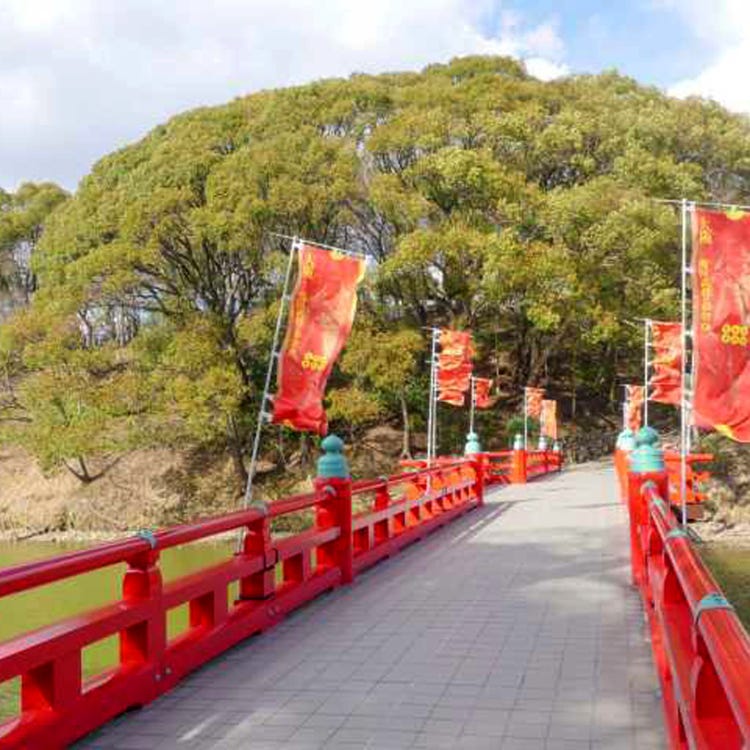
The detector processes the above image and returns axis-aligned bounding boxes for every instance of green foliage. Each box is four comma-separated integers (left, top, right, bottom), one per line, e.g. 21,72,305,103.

3,55,750,479
0,182,68,301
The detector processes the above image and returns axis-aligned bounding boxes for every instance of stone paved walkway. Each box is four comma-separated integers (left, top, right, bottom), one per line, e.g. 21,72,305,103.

77,463,665,750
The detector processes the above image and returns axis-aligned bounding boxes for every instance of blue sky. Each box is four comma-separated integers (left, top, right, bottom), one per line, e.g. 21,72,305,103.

522,2,706,84
0,0,746,191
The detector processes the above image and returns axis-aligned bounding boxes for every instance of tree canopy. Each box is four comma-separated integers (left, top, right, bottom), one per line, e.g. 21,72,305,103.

3,55,750,490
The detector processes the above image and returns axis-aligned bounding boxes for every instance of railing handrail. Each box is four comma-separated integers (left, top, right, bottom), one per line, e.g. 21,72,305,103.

0,462,479,599
643,482,750,737
0,504,280,599
623,458,750,748
0,447,564,749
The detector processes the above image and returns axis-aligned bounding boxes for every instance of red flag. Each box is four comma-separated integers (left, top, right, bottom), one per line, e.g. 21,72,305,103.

473,378,496,409
692,209,750,441
540,399,558,440
525,387,544,419
625,385,644,433
272,243,365,435
438,330,473,405
649,321,682,405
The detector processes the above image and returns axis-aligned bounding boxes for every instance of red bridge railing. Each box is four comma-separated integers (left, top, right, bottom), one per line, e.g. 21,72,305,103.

614,448,713,519
625,466,750,749
402,447,563,488
0,444,565,748
0,458,485,748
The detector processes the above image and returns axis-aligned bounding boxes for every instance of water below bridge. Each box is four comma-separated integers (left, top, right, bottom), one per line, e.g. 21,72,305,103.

70,463,665,750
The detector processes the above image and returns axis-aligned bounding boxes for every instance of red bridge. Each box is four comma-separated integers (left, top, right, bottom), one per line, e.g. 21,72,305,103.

1,439,748,749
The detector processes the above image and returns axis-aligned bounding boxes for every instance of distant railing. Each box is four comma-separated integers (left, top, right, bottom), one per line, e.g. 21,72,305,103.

624,464,750,748
664,451,714,515
0,457,482,749
615,447,713,519
403,447,563,488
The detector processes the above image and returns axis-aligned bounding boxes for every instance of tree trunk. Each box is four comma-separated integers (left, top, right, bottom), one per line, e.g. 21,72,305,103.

226,416,249,494
400,392,412,458
62,455,121,484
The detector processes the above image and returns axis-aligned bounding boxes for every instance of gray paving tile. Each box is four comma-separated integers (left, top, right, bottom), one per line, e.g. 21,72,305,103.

71,464,664,750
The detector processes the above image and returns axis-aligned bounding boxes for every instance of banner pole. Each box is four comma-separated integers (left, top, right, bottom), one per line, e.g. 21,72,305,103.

242,238,299,511
427,328,438,466
643,320,650,426
469,377,476,434
680,199,689,526
432,338,439,460
523,388,528,450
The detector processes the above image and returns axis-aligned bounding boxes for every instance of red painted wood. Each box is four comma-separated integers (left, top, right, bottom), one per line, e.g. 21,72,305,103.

0,452,568,749
625,469,750,749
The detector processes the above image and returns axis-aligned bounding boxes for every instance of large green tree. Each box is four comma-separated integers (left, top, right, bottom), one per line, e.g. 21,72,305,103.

3,55,750,487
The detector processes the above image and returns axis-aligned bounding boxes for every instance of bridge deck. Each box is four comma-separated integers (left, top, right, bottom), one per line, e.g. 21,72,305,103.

77,464,664,750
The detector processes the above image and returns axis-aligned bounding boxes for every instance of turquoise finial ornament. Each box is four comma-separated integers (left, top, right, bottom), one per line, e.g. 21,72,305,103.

630,426,664,473
317,434,350,479
616,428,636,451
635,425,659,447
513,433,524,450
464,431,482,455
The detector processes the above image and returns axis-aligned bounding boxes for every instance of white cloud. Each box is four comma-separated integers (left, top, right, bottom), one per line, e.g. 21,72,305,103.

525,57,569,81
0,0,567,190
666,0,750,113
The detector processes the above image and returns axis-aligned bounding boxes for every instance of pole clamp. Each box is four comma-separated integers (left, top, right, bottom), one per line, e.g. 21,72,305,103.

136,529,158,549
693,592,734,626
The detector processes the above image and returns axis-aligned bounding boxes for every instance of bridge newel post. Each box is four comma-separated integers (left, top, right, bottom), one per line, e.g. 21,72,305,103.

121,539,166,695
615,428,636,503
464,432,485,506
315,435,354,585
239,508,275,600
627,427,667,589
511,433,527,484
470,454,486,507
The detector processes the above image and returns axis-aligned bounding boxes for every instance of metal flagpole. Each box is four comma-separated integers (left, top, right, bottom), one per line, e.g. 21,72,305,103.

469,377,476,434
680,199,689,526
427,328,439,466
242,237,300,511
523,388,528,449
644,319,650,426
431,331,439,460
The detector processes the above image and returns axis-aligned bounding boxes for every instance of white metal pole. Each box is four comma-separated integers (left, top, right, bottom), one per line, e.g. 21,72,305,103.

242,238,299,510
432,340,440,458
523,388,528,450
469,377,476,434
680,199,689,526
427,328,438,466
644,320,650,426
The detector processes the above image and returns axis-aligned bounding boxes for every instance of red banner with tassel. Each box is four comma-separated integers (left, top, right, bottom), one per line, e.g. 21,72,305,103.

272,243,365,435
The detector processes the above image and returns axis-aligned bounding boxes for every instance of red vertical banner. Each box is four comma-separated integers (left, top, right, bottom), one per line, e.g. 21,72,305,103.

649,322,682,405
525,387,544,419
437,330,473,405
625,385,644,433
693,209,750,441
473,378,495,408
540,399,558,440
272,244,365,435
